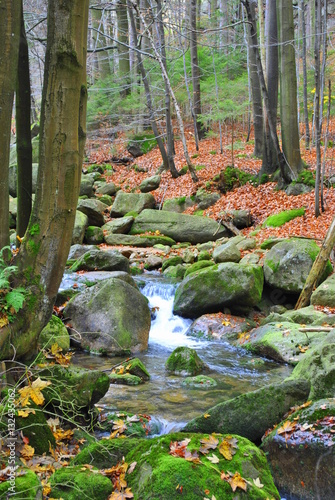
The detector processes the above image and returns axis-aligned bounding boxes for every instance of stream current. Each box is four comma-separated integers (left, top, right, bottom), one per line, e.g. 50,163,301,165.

63,272,292,433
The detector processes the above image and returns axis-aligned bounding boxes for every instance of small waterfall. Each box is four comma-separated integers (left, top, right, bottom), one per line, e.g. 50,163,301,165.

140,280,198,349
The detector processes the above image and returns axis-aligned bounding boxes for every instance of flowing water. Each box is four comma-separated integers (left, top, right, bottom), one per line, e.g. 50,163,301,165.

68,273,292,432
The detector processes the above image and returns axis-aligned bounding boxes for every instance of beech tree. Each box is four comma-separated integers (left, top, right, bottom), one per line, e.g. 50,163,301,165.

0,0,89,361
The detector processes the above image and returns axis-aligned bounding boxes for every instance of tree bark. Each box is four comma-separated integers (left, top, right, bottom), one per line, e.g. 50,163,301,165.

301,0,310,149
295,215,335,309
0,0,89,361
0,0,21,251
277,0,303,177
190,0,205,141
91,1,111,80
247,0,263,157
16,1,33,241
314,0,322,217
116,0,131,96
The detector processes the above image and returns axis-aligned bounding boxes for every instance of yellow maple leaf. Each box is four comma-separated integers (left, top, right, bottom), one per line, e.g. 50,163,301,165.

17,377,51,406
277,420,297,435
17,409,35,418
20,444,35,460
218,436,238,460
228,472,247,492
0,314,9,328
203,413,211,419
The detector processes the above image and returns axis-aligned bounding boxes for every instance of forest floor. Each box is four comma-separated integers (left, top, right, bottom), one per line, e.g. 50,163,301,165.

86,121,335,245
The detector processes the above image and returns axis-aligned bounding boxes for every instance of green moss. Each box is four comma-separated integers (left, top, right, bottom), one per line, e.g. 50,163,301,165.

182,375,217,388
0,469,41,499
49,465,113,500
162,256,183,272
165,347,207,376
27,240,40,255
195,164,207,171
73,438,142,468
184,260,215,277
125,433,279,500
15,404,56,454
29,223,40,236
263,208,305,228
127,132,157,154
124,211,139,218
109,373,142,385
294,169,315,187
193,210,204,216
179,166,188,175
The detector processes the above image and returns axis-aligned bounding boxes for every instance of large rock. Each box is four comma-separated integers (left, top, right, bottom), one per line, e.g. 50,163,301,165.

243,321,326,365
104,233,175,247
173,263,264,318
95,181,117,196
125,433,280,500
183,379,310,443
186,313,255,341
77,198,108,227
79,176,94,197
110,191,155,217
165,347,208,376
38,315,70,352
130,209,228,244
49,466,113,500
70,248,130,273
102,216,134,235
263,238,332,293
213,240,241,263
288,329,335,399
139,174,161,192
261,398,335,500
162,196,196,213
0,469,41,499
72,210,88,244
311,273,335,306
63,277,151,355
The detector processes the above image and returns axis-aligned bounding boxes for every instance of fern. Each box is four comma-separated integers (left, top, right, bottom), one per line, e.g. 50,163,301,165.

5,289,26,313
0,246,26,321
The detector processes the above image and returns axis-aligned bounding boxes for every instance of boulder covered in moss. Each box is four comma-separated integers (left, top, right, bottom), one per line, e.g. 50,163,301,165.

110,191,155,217
183,379,310,443
139,174,161,192
288,329,335,399
72,437,142,468
49,465,113,500
173,263,264,318
243,321,326,365
184,260,215,277
109,373,142,385
163,263,187,280
213,240,241,263
15,403,56,455
72,210,88,244
64,277,151,355
261,398,335,500
70,248,130,273
130,208,228,244
84,225,104,244
38,315,70,352
165,347,208,376
102,216,134,235
125,432,280,499
182,375,217,389
311,273,335,307
186,313,255,341
104,233,175,247
162,255,183,272
263,238,332,293
38,364,109,423
0,469,41,499
162,196,196,213
263,208,305,227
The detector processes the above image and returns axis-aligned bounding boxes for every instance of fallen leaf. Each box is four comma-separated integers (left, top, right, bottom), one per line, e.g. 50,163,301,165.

199,435,219,454
108,487,134,499
203,413,211,419
17,377,51,406
206,454,220,464
227,472,247,492
20,444,35,460
218,436,238,460
17,409,35,418
277,420,297,435
253,477,264,488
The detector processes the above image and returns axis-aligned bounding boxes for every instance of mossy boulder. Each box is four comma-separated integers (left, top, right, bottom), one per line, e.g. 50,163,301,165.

48,465,113,500
95,181,117,196
102,216,134,235
280,305,327,324
139,174,161,192
15,403,56,455
72,437,142,468
197,250,211,261
311,273,335,307
288,329,335,399
162,196,196,213
183,379,310,443
70,248,130,273
186,313,256,341
184,260,215,277
263,238,332,293
109,373,142,385
67,243,97,260
130,209,228,244
38,315,70,352
243,321,327,365
110,191,155,217
104,233,175,247
38,364,110,422
182,375,217,389
161,255,183,272
72,210,88,245
97,413,153,437
112,358,150,381
144,254,162,270
261,399,335,500
64,277,151,355
0,469,41,499
173,263,264,318
84,225,104,244
263,208,305,227
77,198,108,227
165,347,208,376
163,263,187,280
79,176,94,197
125,432,280,499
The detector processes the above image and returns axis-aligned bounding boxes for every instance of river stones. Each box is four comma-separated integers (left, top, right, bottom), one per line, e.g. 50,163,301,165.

110,191,155,217
77,198,108,227
70,248,130,273
311,273,335,307
165,347,208,376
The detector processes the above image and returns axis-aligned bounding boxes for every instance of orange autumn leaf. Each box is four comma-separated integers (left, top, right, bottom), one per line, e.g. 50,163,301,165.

20,444,35,460
227,472,248,492
277,420,297,435
218,436,238,460
17,377,51,406
199,435,219,454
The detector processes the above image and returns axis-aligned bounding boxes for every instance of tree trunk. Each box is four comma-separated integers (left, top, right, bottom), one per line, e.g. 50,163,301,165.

247,0,263,157
16,1,33,241
190,0,205,141
301,0,310,149
314,0,322,217
295,215,335,309
0,0,89,361
260,0,279,174
91,1,111,80
116,0,131,97
0,0,21,251
127,0,169,169
277,0,303,177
